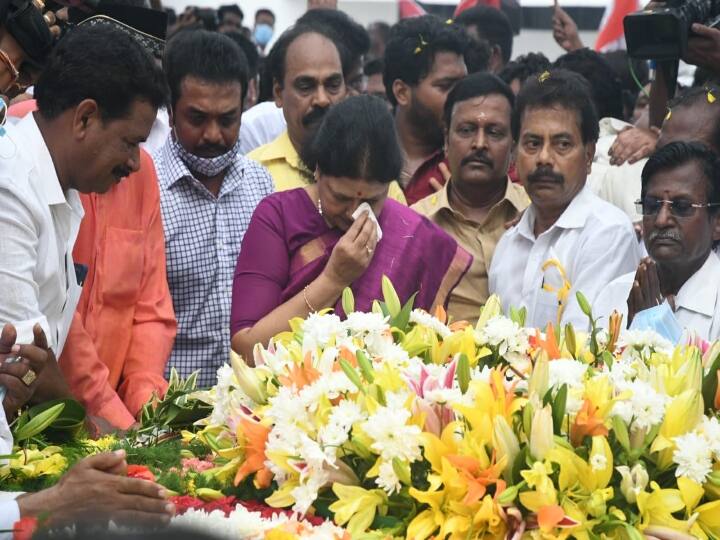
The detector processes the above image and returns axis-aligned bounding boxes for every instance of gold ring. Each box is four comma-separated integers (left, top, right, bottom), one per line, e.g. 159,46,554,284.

43,12,54,24
21,369,37,387
32,0,45,10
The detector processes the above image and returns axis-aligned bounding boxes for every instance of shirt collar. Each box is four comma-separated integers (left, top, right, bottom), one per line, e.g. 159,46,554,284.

675,251,720,317
518,185,592,240
258,130,312,176
15,113,66,206
427,176,526,222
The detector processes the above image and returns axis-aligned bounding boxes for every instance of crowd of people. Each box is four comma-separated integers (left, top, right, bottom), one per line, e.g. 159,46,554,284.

0,0,719,531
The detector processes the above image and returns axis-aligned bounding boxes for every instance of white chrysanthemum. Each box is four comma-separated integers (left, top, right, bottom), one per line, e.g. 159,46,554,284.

424,387,463,407
362,406,422,462
209,364,235,425
302,312,344,351
291,471,329,515
548,359,588,389
590,453,607,471
700,416,720,460
171,507,268,539
475,316,530,357
365,333,412,368
344,311,390,337
673,431,713,484
613,380,670,432
619,330,673,355
377,460,402,494
606,358,637,387
299,371,355,410
409,309,452,338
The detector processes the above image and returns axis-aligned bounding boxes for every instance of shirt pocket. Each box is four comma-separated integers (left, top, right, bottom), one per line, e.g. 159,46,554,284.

100,227,145,307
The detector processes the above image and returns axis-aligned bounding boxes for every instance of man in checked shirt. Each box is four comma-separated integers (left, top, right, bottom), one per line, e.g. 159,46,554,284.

153,30,273,387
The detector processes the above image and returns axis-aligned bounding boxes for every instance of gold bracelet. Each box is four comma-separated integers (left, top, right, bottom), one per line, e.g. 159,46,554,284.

302,285,316,312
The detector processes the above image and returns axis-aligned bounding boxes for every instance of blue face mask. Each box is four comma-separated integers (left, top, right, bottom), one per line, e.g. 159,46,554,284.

254,23,273,47
171,129,240,177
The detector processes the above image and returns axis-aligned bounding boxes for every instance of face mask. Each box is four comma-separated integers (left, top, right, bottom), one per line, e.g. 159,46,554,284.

254,23,273,47
172,130,241,177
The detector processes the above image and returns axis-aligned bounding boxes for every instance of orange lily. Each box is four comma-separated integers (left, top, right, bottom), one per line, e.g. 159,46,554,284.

278,353,321,390
445,452,505,505
234,417,272,488
532,325,561,360
569,399,608,447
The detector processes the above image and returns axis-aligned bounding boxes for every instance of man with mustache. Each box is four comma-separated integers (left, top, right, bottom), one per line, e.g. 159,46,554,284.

488,70,641,330
384,15,468,205
152,30,273,386
595,142,720,340
413,73,528,324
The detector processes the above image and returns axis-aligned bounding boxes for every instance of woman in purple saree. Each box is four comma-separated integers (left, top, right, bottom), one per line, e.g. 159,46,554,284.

231,96,471,360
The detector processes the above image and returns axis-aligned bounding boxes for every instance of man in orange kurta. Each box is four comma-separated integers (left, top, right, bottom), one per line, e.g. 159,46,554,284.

59,150,177,429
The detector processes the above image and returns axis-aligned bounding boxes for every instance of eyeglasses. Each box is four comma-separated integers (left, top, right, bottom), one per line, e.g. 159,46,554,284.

634,197,720,218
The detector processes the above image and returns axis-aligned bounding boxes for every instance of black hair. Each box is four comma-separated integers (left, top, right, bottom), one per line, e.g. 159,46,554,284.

454,5,513,65
218,4,243,21
164,29,249,108
364,58,384,77
255,8,275,23
641,141,720,216
511,68,599,144
224,30,260,79
36,24,167,120
307,95,402,184
266,24,344,90
667,84,720,152
369,21,391,42
443,72,514,129
297,8,370,62
553,48,624,121
383,15,468,107
499,52,551,87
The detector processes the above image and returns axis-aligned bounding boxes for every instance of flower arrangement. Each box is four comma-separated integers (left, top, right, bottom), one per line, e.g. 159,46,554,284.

187,280,720,539
6,278,720,539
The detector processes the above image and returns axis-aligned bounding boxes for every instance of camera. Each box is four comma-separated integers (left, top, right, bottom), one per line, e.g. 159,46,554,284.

624,0,720,59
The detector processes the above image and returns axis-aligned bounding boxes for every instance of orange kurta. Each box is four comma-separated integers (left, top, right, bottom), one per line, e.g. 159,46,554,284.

59,150,177,429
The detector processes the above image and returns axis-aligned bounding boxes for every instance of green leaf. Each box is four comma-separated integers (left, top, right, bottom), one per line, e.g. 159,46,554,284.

381,276,402,317
612,415,630,451
339,358,366,394
342,287,355,315
564,324,576,359
552,384,568,435
702,348,720,412
392,292,417,332
456,354,470,394
509,307,526,327
13,403,65,441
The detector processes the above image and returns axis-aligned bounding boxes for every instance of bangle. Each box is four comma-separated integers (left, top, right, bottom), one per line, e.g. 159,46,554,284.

0,49,20,94
302,286,316,312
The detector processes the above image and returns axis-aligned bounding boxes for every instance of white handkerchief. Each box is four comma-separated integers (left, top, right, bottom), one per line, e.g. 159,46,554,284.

352,202,383,241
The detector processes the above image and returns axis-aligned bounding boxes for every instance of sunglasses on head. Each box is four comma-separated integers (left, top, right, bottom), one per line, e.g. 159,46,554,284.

635,196,720,218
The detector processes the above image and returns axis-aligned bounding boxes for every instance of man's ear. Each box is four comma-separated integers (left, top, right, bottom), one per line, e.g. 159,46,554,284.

488,45,504,74
273,79,284,108
392,79,411,108
584,142,596,174
72,99,100,141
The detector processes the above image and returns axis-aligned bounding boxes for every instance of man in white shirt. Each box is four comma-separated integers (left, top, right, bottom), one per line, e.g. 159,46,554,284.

489,69,641,329
595,142,720,341
0,24,167,403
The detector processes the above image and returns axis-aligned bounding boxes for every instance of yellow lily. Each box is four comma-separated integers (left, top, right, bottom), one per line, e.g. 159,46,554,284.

651,389,703,470
529,405,554,461
328,484,388,536
635,482,688,531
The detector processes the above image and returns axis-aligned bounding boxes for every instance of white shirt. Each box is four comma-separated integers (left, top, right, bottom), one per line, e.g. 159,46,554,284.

0,114,83,354
239,101,286,155
595,251,720,341
142,108,171,155
587,117,646,223
489,186,642,330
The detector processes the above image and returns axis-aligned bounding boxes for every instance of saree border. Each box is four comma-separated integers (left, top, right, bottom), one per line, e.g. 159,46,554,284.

431,245,473,310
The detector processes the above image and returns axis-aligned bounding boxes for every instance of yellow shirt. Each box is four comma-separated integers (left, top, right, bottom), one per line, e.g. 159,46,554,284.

412,179,529,324
248,130,407,204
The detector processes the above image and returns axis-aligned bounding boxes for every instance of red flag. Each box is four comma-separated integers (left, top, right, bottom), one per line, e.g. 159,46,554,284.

399,0,427,18
594,0,640,52
454,0,501,17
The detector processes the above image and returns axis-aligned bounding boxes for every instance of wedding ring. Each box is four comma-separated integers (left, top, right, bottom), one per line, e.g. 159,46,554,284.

21,369,37,387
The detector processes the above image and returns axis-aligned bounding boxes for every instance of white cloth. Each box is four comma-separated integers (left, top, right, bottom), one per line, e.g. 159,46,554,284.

239,101,286,155
489,186,642,330
0,114,84,354
587,117,646,223
0,408,19,540
141,108,171,155
595,251,720,341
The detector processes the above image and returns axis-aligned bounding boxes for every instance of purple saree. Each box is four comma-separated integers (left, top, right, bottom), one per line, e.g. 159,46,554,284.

231,188,471,334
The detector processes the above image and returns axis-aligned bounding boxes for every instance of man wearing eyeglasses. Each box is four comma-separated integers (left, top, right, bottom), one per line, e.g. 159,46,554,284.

595,141,720,341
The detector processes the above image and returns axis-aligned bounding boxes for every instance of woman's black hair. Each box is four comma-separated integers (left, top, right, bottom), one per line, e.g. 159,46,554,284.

306,95,402,184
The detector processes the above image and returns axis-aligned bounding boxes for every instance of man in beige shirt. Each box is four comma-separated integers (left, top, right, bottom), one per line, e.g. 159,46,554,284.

414,73,528,324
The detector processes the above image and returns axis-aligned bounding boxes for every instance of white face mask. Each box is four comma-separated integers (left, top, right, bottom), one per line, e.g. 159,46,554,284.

171,129,241,177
